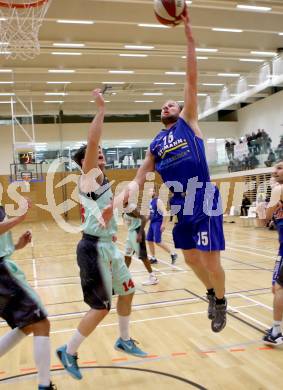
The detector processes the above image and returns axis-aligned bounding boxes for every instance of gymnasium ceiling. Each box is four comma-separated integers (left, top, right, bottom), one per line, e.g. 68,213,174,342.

0,0,283,118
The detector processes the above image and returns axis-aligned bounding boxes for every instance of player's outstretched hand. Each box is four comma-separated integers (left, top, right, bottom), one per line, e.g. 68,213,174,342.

15,230,32,250
181,5,193,40
92,88,105,110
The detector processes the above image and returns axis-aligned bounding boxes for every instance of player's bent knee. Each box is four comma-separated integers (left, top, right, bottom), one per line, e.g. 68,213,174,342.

274,281,283,291
32,318,50,335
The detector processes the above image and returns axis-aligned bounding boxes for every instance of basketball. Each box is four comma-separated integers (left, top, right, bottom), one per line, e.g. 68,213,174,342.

153,0,186,26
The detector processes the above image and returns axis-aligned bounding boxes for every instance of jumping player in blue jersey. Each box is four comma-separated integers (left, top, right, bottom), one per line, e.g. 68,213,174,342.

103,7,227,332
146,188,177,265
263,161,283,345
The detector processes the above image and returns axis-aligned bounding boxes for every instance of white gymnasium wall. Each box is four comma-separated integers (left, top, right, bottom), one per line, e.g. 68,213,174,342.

237,90,283,147
0,121,238,175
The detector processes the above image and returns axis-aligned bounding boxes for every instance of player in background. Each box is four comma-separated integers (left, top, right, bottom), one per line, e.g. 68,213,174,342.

0,200,55,390
263,161,283,345
146,187,177,265
123,205,158,286
56,90,147,382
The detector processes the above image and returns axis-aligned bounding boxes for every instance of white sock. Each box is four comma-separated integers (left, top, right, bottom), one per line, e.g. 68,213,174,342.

67,330,85,355
33,336,51,387
271,321,282,337
119,315,130,341
0,328,26,357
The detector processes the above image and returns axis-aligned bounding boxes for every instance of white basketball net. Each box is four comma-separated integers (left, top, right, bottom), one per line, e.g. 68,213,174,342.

0,0,52,60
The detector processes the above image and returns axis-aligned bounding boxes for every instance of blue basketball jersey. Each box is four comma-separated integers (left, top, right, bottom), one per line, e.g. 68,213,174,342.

150,117,210,189
150,117,220,222
274,202,283,256
149,198,163,223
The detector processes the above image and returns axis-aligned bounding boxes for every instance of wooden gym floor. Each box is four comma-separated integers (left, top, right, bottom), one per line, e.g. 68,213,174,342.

0,219,282,390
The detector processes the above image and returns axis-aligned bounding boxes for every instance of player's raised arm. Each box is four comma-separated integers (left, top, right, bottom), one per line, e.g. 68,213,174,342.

179,7,202,139
82,89,105,178
132,148,155,188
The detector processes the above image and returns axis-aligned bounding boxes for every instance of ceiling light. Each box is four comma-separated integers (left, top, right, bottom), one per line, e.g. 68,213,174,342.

56,19,94,24
102,81,125,84
218,73,240,77
248,84,257,87
45,92,68,96
0,17,7,21
124,45,154,50
0,51,11,55
0,100,15,104
52,52,82,56
196,48,218,53
109,70,134,74
53,43,85,48
239,58,264,62
279,33,283,36
212,28,243,33
182,56,208,59
250,51,277,57
202,83,224,86
120,139,140,142
197,93,208,96
143,93,163,96
44,100,64,103
236,5,271,12
90,100,110,103
165,71,186,75
138,23,169,29
48,69,76,73
177,100,184,103
119,54,148,57
154,82,176,85
0,81,14,84
0,93,15,96
47,81,72,84
0,69,12,73
134,100,154,103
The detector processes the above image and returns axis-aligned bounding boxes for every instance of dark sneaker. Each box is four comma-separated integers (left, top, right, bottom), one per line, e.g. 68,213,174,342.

263,328,283,346
171,253,178,265
211,299,227,332
39,383,57,390
150,258,158,264
56,345,82,380
114,337,148,357
206,293,216,320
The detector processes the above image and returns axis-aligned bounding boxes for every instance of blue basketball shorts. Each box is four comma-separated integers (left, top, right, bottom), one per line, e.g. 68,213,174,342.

272,224,283,286
277,224,283,257
173,214,225,251
146,221,162,244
